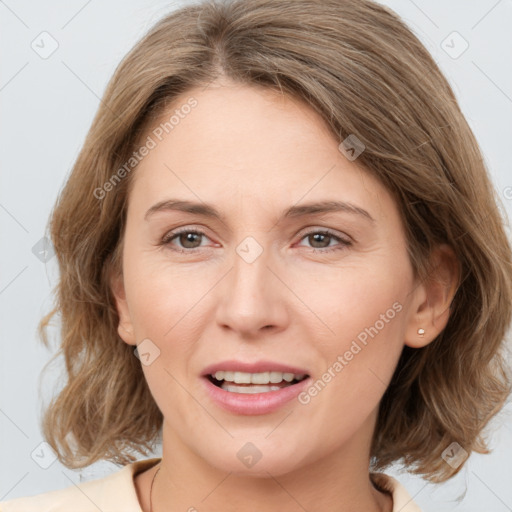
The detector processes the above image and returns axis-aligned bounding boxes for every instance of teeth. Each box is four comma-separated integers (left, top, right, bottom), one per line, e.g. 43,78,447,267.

222,383,282,394
251,372,270,384
212,370,306,384
234,371,252,384
269,371,283,383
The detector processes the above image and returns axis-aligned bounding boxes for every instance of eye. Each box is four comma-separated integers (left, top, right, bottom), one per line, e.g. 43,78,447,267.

161,228,212,252
296,229,352,253
160,227,352,254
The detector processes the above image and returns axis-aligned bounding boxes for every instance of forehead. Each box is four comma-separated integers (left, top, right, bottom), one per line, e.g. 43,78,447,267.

128,83,395,224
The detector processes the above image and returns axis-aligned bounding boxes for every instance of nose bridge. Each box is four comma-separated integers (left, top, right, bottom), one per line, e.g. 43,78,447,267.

229,235,274,307
235,235,268,290
215,234,287,334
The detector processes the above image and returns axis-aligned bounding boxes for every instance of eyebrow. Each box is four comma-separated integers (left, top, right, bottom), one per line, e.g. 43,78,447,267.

144,199,375,223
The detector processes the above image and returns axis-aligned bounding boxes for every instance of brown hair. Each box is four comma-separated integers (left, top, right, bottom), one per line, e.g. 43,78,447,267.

39,0,512,482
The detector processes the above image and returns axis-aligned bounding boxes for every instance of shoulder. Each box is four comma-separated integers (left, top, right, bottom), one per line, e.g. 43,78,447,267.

0,458,161,512
371,472,423,512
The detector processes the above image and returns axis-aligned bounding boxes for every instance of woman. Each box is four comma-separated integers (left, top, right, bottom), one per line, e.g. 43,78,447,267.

2,0,511,511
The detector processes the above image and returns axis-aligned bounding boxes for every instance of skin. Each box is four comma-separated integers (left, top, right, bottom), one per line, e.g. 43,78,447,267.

112,79,458,512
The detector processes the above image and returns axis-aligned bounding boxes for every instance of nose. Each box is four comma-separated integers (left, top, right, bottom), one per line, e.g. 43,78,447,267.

215,241,289,338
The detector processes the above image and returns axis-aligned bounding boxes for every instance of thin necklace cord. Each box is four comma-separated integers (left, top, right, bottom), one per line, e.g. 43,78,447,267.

149,464,161,512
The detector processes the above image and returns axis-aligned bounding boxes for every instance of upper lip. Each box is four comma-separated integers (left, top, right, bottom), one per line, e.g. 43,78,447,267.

201,360,310,377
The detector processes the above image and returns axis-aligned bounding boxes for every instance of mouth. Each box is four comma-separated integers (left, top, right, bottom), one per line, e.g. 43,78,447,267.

205,371,309,394
200,361,312,414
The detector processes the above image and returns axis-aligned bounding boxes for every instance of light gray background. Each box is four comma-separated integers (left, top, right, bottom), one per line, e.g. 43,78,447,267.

1,0,511,510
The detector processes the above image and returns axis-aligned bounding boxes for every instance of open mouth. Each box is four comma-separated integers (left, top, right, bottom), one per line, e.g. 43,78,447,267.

206,371,309,394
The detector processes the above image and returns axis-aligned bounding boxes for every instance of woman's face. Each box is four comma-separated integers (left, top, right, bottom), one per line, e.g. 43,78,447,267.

113,81,423,476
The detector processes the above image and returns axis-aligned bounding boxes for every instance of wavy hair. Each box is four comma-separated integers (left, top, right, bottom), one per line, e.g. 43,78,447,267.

39,0,512,482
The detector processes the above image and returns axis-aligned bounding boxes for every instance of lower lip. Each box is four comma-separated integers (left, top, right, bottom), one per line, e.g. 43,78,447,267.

202,376,311,415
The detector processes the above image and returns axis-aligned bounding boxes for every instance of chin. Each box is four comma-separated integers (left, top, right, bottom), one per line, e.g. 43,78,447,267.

197,436,312,477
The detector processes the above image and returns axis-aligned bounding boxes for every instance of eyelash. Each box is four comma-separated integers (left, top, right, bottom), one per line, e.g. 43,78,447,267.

160,227,352,254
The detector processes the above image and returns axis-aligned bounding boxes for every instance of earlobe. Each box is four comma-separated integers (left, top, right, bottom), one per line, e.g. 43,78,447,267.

110,272,137,346
405,244,459,349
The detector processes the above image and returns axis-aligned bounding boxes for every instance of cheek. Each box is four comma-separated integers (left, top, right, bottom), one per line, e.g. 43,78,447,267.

124,247,204,334
123,249,219,381
289,255,409,345
123,257,208,412
293,258,409,410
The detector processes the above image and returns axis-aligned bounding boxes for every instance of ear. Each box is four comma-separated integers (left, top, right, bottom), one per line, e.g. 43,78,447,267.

110,271,137,346
405,244,459,348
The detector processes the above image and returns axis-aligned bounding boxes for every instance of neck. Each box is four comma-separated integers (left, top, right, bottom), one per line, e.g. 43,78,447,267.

145,419,392,512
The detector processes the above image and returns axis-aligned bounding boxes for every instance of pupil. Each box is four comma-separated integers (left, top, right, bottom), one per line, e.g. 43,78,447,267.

311,233,329,248
181,232,200,248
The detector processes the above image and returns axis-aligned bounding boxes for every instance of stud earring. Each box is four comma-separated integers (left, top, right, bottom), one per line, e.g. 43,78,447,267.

417,328,425,337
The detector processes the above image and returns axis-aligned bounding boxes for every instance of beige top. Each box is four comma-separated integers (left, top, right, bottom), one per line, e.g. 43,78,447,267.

0,458,422,511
